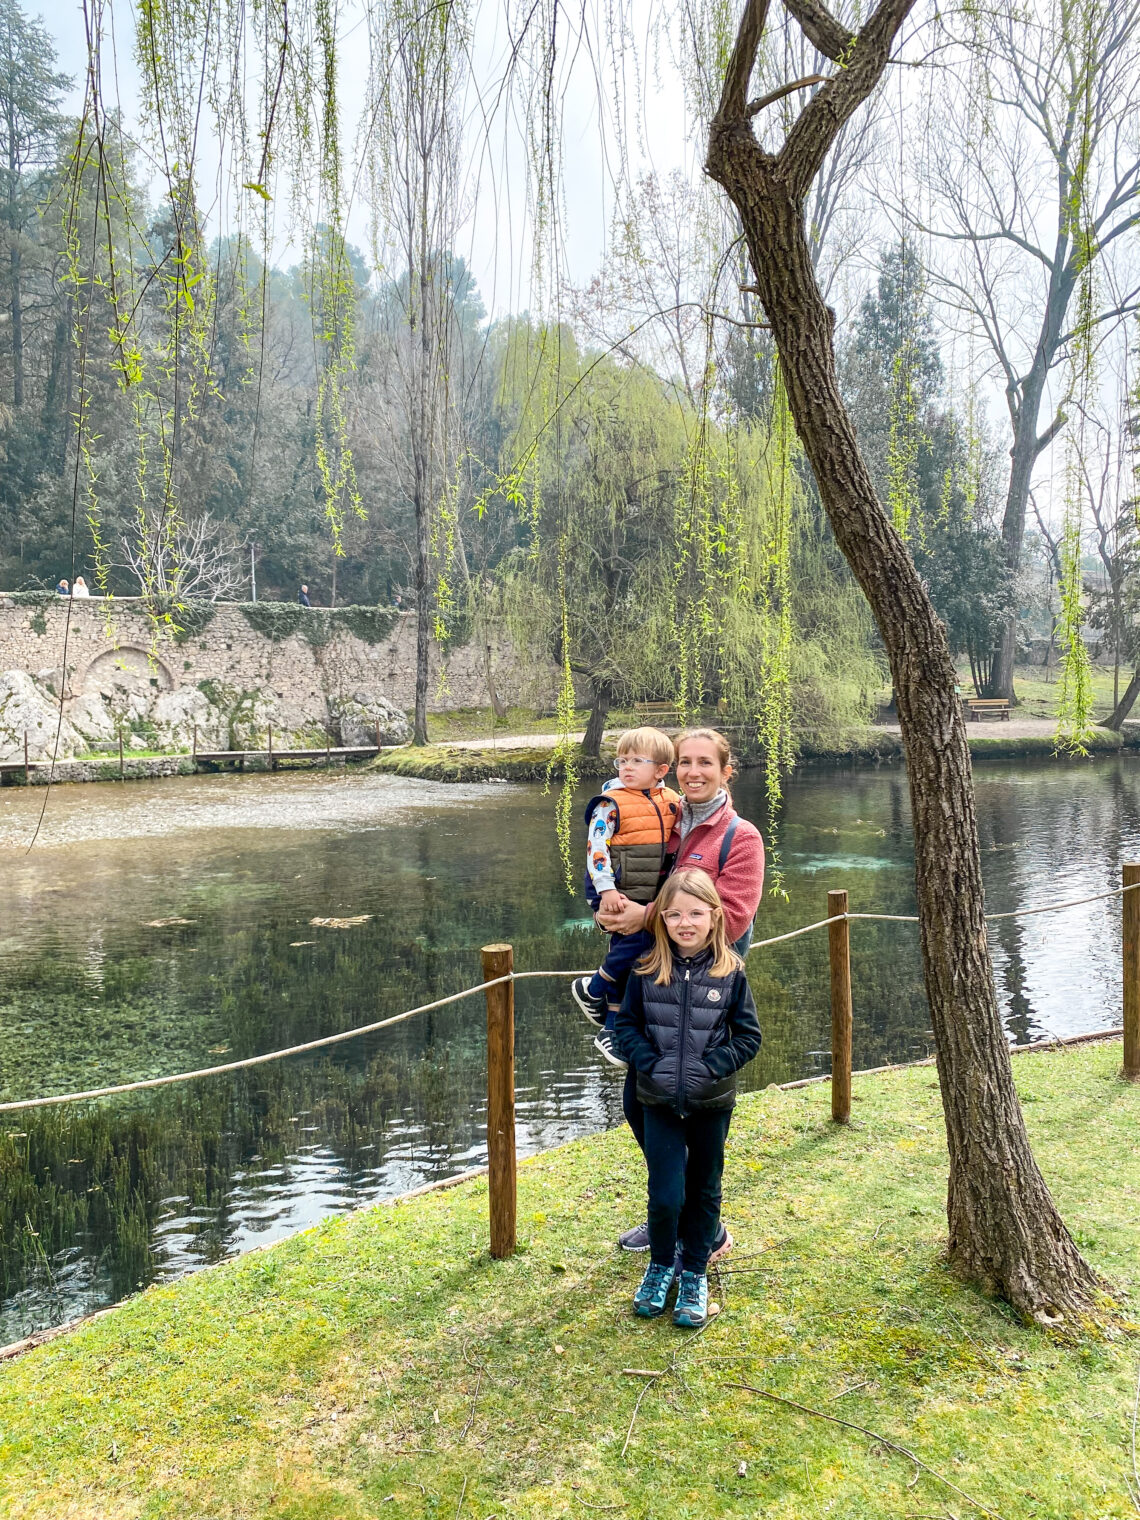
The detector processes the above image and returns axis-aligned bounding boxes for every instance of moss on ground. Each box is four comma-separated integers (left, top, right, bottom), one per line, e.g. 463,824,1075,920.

373,744,617,782
372,724,1140,783
1,1042,1137,1518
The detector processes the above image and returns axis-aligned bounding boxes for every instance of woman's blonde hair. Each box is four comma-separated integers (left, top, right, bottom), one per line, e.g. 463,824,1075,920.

638,869,743,985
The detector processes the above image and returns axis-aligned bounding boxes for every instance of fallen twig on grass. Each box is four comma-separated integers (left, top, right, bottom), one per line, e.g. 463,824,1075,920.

455,1473,468,1518
621,1350,680,1459
621,1371,662,1460
621,1368,666,1377
460,1341,484,1442
1128,1352,1140,1514
825,1380,871,1402
726,1381,1006,1520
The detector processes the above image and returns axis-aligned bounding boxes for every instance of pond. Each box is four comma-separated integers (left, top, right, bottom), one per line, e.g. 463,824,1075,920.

2,754,1138,1341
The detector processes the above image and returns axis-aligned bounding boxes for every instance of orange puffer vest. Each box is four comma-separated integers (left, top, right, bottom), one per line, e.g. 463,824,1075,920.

585,784,681,904
611,785,681,846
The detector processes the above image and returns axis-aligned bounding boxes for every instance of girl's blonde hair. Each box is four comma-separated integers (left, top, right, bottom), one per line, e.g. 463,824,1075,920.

638,869,743,985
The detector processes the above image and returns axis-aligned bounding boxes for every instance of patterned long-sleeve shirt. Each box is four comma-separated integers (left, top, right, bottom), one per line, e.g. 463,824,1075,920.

586,778,623,896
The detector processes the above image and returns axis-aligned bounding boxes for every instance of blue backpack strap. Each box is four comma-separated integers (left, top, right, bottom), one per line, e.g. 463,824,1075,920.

718,815,739,873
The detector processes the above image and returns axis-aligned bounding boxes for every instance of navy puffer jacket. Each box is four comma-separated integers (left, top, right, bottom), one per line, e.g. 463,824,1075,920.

614,947,762,1114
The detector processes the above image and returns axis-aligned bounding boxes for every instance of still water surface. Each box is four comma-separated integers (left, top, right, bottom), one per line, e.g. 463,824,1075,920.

2,757,1137,1339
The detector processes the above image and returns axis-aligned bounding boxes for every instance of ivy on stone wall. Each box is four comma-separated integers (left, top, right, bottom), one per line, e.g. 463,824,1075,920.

5,592,62,608
238,603,399,647
166,602,220,644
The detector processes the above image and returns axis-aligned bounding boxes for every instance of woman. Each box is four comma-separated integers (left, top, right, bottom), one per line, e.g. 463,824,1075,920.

597,726,765,1254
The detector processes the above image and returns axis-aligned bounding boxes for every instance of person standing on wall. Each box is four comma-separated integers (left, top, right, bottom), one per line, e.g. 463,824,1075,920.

298,584,311,607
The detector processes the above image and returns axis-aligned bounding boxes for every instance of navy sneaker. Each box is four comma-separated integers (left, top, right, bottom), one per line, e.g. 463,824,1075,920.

593,1031,628,1068
571,977,606,1028
672,1270,708,1328
618,1221,650,1252
634,1260,676,1317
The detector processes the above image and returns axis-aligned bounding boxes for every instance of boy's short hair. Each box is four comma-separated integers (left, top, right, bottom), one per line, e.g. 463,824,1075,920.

616,727,675,765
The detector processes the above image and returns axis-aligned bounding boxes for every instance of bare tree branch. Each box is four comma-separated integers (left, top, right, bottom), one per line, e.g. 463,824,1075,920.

747,72,827,116
781,0,854,62
718,0,774,123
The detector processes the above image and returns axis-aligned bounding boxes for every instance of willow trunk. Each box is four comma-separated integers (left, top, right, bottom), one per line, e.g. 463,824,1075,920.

707,134,1097,1319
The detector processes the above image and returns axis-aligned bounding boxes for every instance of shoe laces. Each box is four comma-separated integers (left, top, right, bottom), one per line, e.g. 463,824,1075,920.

642,1262,674,1293
676,1270,706,1308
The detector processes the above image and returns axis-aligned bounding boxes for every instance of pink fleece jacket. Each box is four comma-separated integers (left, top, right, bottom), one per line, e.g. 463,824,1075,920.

665,801,765,942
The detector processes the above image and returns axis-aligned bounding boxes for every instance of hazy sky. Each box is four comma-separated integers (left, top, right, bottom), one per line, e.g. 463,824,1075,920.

35,0,1139,536
39,0,699,318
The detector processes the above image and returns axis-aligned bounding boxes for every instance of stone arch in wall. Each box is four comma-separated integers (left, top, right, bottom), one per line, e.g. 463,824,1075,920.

80,646,175,697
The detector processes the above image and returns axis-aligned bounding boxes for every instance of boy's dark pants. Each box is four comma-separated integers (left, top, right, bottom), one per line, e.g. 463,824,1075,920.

587,929,654,1029
642,1105,732,1273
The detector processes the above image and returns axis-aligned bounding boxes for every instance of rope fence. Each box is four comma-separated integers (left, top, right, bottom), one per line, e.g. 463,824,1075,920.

3,875,1140,1119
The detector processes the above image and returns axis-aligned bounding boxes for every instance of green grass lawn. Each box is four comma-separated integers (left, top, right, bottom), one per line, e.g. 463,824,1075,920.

1,1042,1137,1519
969,665,1122,721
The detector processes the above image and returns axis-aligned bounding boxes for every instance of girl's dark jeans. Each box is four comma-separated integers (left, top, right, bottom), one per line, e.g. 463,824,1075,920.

641,1105,732,1273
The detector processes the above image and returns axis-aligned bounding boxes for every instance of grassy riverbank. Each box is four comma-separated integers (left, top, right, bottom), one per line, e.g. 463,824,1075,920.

374,723,1138,783
1,1041,1137,1518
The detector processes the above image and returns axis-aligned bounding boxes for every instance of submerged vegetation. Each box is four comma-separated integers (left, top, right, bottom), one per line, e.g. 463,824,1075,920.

0,1042,1136,1518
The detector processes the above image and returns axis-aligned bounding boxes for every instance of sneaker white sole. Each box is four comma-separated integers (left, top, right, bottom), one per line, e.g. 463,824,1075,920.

593,1036,628,1068
570,981,606,1028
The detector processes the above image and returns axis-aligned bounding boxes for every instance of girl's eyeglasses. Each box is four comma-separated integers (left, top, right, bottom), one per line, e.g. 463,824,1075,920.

662,908,712,926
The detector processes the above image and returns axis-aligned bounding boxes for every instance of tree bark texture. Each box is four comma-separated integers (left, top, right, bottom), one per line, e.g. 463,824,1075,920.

707,0,1097,1320
412,472,431,746
7,107,22,410
582,680,611,757
1104,666,1140,731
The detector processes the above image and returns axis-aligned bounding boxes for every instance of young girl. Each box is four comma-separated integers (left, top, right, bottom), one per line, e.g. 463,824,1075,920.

613,869,762,1328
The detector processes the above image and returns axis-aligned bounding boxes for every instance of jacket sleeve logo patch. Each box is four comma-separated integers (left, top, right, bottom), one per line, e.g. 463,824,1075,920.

707,988,721,1001
689,852,703,861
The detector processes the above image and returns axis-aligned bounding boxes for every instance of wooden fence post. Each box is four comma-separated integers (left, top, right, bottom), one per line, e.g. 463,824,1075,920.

482,943,517,1258
375,717,381,752
828,889,852,1122
193,722,198,761
268,722,274,771
1124,864,1140,1081
118,732,124,779
23,731,29,785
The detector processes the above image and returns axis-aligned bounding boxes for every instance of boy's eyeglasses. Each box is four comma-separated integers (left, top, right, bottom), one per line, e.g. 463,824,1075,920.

662,908,712,926
614,755,656,769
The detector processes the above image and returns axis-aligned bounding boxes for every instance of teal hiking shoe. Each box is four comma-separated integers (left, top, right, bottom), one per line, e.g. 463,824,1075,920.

672,1270,708,1328
633,1260,676,1318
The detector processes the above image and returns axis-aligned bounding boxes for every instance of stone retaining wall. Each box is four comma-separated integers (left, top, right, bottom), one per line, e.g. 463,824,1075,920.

0,597,556,762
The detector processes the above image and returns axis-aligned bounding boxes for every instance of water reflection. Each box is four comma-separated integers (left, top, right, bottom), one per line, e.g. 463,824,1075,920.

2,757,1137,1340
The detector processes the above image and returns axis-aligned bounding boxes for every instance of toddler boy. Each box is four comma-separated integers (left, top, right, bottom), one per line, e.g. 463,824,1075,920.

572,727,680,1066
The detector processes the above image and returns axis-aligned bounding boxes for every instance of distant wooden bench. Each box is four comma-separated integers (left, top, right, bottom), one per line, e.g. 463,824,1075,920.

964,697,1011,722
634,701,685,728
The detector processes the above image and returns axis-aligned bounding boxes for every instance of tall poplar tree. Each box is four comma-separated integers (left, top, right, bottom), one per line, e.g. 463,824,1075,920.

0,0,68,410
